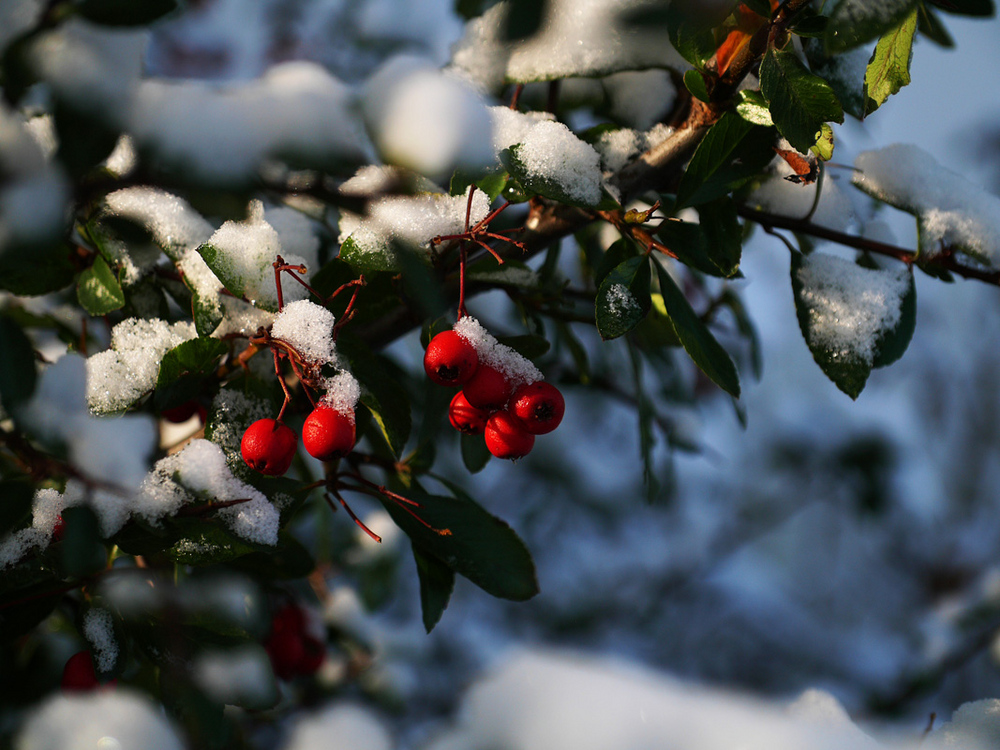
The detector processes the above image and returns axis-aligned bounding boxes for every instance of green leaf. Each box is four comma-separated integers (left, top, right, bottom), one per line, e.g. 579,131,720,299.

653,260,741,397
655,198,742,278
825,0,920,51
169,524,256,566
0,315,37,414
683,69,710,102
665,5,717,67
596,255,652,340
675,113,776,208
501,145,602,208
450,169,509,202
460,432,492,473
337,235,401,275
227,531,316,579
196,242,250,301
495,334,551,360
378,483,538,601
811,123,835,160
790,253,916,399
759,48,844,153
0,479,33,538
191,291,224,337
414,547,455,633
502,0,548,40
76,0,179,25
339,337,412,457
917,5,955,47
863,8,918,116
59,506,106,578
466,259,541,290
157,338,228,390
735,90,774,126
594,239,640,287
76,256,125,316
626,341,660,504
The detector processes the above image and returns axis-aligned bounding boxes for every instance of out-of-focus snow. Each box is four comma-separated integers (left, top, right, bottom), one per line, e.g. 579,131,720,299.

282,703,393,750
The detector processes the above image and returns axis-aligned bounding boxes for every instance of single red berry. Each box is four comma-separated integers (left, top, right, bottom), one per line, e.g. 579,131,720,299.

510,381,565,435
462,363,513,411
484,411,535,460
448,391,490,435
302,406,356,461
61,650,113,692
266,627,305,680
424,330,478,387
161,400,200,423
297,635,326,675
241,419,297,476
52,515,65,542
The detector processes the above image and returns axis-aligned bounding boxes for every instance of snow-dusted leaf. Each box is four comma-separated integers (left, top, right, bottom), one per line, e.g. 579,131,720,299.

825,0,920,51
791,252,915,399
156,338,228,391
596,255,651,340
77,256,125,316
735,90,774,126
760,48,844,153
863,8,917,116
653,260,740,398
414,548,455,633
501,142,603,208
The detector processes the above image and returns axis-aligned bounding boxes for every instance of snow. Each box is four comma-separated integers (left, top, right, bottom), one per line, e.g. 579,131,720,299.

270,299,338,366
282,704,393,750
86,318,198,414
490,106,604,206
603,69,677,131
83,608,118,674
853,144,1000,268
321,370,361,415
339,184,490,260
204,200,312,310
453,315,542,386
206,389,272,473
0,0,42,56
450,0,686,90
130,61,370,183
103,187,214,261
193,646,275,707
363,56,494,181
16,689,185,750
605,283,641,319
748,152,856,231
795,252,911,367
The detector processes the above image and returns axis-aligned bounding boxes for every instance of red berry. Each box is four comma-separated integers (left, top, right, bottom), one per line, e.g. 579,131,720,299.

448,391,490,435
462,363,513,411
298,635,326,675
303,406,356,461
52,515,65,542
61,650,114,692
241,419,297,476
484,411,535,460
424,331,478,387
161,400,200,423
510,381,565,434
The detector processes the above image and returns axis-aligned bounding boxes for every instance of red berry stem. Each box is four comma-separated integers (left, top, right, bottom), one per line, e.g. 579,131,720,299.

331,277,366,340
324,489,381,543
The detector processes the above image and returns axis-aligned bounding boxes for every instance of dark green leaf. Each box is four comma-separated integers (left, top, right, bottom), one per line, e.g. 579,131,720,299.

917,4,955,46
337,235,401,275
683,69,710,102
502,0,548,39
0,560,62,641
495,334,551,360
466,258,540,290
789,10,829,36
450,169,509,202
594,239,640,287
76,0,179,25
665,5,717,67
826,0,920,51
0,241,75,296
169,524,256,566
863,8,918,116
596,255,652,340
871,270,917,369
414,547,455,632
378,483,538,601
460,432,492,473
191,291,224,337
501,145,602,208
0,315,37,414
656,198,742,278
157,337,228,390
743,0,774,17
53,102,121,178
653,260,740,397
339,336,412,457
675,113,776,208
759,48,844,152
627,341,659,504
927,0,993,15
196,242,251,301
59,506,106,578
0,479,33,538
227,531,316,579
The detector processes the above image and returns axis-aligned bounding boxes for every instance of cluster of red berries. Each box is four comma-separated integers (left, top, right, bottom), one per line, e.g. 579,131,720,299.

264,603,325,680
424,329,565,460
241,404,356,476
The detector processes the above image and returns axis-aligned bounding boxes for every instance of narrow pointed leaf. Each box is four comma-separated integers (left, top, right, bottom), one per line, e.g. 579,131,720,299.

596,255,651,340
414,548,455,633
863,8,918,116
77,256,125,316
825,0,920,51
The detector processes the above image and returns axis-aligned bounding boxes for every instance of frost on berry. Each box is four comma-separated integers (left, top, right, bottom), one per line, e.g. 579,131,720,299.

511,381,565,434
484,411,535,460
241,419,297,476
424,330,478,387
452,316,541,388
303,406,356,461
449,391,490,435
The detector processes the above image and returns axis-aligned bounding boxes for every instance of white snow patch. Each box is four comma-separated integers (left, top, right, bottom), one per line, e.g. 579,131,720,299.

194,646,275,707
321,371,361,415
17,689,184,750
83,608,118,673
103,187,214,261
453,315,541,386
282,704,393,750
270,299,337,366
796,253,911,367
854,144,1000,267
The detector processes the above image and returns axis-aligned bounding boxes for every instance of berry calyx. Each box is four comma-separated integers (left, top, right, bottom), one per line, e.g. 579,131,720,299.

61,651,114,692
484,411,535,460
302,406,356,461
448,391,490,435
424,330,478,387
241,419,298,476
462,363,513,411
510,381,565,434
